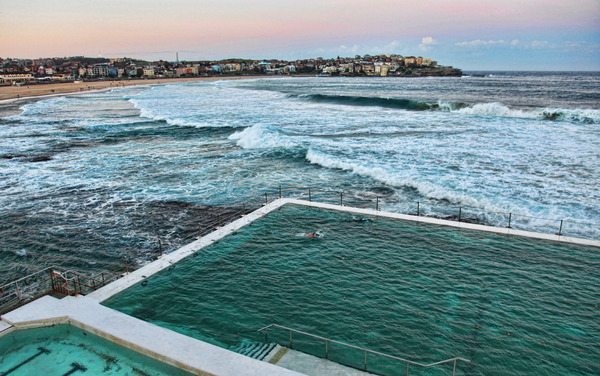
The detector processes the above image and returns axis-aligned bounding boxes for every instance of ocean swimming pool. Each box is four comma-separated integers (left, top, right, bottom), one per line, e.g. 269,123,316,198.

0,324,195,376
103,203,600,375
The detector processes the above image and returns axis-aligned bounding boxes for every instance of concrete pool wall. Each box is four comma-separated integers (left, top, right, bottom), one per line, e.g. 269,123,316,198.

2,198,598,376
90,198,600,303
0,295,305,376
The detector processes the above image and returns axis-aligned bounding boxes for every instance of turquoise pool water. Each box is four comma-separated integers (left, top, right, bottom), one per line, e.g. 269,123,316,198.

103,204,599,375
0,324,194,376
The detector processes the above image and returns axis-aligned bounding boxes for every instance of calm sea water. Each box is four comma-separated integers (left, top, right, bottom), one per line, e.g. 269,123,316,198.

1,72,599,283
104,204,600,376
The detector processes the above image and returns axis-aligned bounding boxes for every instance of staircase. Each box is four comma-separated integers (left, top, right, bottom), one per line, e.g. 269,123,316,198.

230,340,278,361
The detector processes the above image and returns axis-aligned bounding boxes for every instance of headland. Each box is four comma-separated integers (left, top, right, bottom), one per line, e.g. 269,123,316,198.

1,54,463,104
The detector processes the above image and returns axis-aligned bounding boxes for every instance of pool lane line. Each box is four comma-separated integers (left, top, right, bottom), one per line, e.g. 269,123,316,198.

1,347,51,376
62,362,88,376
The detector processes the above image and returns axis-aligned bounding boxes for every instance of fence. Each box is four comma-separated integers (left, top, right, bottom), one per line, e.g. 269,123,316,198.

258,324,470,376
256,185,600,241
0,266,124,315
0,203,257,315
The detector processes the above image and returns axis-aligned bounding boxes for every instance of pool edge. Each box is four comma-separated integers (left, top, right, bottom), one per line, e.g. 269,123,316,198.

88,198,600,303
1,295,306,376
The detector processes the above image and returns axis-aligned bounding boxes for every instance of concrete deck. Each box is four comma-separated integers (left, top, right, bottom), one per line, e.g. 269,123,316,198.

276,349,372,376
0,320,11,335
1,295,372,376
1,295,306,376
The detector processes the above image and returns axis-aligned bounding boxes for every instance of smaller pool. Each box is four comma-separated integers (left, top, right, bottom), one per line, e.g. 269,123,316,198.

0,324,195,376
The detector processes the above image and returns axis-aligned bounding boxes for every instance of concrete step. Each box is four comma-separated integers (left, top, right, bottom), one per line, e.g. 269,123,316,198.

231,340,278,361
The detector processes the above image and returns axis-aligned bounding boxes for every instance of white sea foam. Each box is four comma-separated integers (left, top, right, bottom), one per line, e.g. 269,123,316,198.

453,102,600,124
305,148,501,211
128,86,262,128
539,108,600,124
130,97,197,127
228,124,295,149
436,101,464,112
129,97,161,121
12,96,68,120
456,102,537,119
15,249,27,257
2,74,598,251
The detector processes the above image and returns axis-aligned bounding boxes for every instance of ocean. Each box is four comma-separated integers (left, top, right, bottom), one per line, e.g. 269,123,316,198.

1,72,599,283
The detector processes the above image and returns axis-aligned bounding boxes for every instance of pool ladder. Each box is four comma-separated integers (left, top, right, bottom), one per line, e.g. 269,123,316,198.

257,324,471,376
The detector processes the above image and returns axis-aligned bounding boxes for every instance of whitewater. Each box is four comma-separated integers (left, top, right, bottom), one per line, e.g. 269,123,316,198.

1,72,599,282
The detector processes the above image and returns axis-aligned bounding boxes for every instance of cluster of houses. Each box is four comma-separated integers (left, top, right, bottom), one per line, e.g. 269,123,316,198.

0,54,461,85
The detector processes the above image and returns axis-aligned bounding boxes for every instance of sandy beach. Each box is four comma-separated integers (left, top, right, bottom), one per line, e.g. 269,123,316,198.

0,76,260,117
0,76,256,101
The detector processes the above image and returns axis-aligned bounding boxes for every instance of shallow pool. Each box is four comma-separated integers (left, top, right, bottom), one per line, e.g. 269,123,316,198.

0,324,194,376
103,204,599,375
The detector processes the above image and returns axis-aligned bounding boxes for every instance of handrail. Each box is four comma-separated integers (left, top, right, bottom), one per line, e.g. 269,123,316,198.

2,266,54,287
50,267,123,296
1,265,126,314
258,324,470,375
0,267,56,314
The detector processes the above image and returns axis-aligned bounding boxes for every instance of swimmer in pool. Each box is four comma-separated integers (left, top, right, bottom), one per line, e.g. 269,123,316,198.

349,217,372,222
295,231,323,238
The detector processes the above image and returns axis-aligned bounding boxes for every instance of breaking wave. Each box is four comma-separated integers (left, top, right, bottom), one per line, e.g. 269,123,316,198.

228,124,296,149
129,97,219,128
293,93,600,124
294,93,439,111
455,102,600,124
305,148,498,211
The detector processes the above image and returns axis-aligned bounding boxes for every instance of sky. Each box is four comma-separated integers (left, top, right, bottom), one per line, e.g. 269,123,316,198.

1,0,599,70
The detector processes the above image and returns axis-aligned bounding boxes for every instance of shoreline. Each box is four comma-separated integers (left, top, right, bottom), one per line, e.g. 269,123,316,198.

0,75,265,101
0,76,266,117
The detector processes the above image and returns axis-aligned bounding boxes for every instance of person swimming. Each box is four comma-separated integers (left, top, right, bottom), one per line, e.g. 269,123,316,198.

348,216,372,222
295,231,323,238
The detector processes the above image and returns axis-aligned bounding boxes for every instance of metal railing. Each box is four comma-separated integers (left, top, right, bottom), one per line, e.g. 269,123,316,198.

49,268,121,297
257,185,600,241
0,266,124,315
258,324,470,376
0,203,256,315
0,267,54,315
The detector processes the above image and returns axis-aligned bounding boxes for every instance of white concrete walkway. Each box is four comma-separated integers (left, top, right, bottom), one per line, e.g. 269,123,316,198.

3,198,596,376
2,295,306,376
275,349,373,376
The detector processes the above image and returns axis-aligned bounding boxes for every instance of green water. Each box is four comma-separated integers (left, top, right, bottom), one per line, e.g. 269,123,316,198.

0,324,194,376
104,204,600,375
